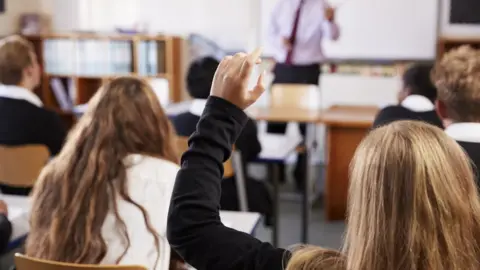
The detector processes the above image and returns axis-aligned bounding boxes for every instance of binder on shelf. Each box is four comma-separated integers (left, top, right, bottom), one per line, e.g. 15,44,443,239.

50,78,74,111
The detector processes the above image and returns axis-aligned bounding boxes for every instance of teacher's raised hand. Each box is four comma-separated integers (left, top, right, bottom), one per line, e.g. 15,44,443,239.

210,48,265,110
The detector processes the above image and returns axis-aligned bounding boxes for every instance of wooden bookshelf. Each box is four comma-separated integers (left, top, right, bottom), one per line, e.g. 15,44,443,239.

437,36,480,59
24,33,184,128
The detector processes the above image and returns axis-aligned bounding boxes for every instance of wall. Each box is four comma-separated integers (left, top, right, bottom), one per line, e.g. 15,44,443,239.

0,0,40,35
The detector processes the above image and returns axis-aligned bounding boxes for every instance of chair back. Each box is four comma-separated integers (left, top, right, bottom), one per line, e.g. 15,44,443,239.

14,254,147,270
176,136,234,178
270,84,320,109
0,145,49,187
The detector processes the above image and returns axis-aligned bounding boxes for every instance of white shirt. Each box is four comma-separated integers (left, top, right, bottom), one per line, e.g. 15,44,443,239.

101,154,180,270
445,123,480,144
267,0,340,64
0,84,43,107
400,95,435,112
189,99,207,117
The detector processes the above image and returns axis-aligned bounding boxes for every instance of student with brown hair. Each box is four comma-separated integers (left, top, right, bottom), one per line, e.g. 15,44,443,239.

26,77,181,270
432,46,480,185
167,49,480,270
0,35,66,195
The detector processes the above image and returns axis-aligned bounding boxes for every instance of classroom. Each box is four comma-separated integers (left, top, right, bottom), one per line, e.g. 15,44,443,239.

0,0,480,269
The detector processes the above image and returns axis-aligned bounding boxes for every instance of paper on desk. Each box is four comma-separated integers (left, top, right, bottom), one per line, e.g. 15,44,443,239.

258,133,303,160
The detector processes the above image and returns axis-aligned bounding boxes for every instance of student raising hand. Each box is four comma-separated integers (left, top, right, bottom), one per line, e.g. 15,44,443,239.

167,49,288,270
210,48,265,109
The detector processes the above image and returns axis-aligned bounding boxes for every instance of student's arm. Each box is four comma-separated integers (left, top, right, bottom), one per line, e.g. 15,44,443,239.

167,98,287,270
235,118,261,162
42,111,67,156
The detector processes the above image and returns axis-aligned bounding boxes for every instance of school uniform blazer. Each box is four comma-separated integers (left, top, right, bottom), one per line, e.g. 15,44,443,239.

101,154,180,270
0,85,66,155
373,95,443,129
167,97,288,270
0,85,66,195
445,123,480,187
170,99,261,163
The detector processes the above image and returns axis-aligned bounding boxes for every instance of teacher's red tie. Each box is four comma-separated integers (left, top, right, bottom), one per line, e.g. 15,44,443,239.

285,0,305,65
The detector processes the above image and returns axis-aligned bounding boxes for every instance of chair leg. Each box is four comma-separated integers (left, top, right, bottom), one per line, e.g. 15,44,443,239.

232,151,249,212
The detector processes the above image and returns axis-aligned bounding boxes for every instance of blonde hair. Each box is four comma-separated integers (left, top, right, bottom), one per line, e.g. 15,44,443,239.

286,245,345,270
344,120,480,270
432,45,480,122
287,121,480,270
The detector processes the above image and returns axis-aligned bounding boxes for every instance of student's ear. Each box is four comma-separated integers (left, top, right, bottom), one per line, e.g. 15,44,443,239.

435,100,447,119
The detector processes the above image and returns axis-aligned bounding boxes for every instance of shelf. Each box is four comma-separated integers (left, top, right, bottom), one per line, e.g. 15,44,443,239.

24,32,184,129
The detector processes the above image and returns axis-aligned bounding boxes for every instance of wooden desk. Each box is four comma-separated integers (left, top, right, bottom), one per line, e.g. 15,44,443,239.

322,105,378,221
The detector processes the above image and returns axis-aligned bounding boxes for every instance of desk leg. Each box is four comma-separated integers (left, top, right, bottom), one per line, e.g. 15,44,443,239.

269,163,280,247
301,123,314,243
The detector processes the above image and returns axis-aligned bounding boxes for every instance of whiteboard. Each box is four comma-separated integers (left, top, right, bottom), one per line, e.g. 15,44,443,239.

260,0,439,60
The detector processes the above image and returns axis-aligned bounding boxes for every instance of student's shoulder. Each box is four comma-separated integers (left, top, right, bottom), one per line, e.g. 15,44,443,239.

125,154,180,178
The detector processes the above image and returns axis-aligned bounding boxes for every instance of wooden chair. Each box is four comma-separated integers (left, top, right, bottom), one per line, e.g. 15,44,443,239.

0,145,49,188
270,84,321,109
14,254,147,270
176,136,248,211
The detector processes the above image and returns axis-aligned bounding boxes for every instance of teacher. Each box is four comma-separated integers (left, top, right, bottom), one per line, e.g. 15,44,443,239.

266,0,340,189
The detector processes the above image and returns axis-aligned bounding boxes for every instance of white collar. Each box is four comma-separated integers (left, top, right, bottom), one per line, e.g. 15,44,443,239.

189,99,207,117
400,95,435,112
0,84,43,107
445,122,480,143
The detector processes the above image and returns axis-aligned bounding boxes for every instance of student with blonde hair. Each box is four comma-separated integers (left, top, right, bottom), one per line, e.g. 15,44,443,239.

27,77,182,270
167,50,480,270
432,46,480,185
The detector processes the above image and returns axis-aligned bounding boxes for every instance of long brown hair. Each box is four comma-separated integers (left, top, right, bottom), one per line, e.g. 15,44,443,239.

287,121,480,270
26,76,178,266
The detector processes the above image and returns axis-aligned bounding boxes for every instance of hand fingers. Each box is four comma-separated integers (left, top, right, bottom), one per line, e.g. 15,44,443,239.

240,48,263,79
247,71,266,103
216,55,233,75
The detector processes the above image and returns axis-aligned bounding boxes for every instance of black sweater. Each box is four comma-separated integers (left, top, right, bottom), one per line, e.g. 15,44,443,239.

0,214,12,254
373,105,443,129
457,140,480,188
167,97,287,270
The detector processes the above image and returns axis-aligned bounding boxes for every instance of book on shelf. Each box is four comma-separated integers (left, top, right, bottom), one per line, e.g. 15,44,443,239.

137,40,166,76
43,39,133,76
50,78,75,111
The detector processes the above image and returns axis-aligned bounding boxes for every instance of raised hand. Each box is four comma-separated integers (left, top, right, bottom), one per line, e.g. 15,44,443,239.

210,48,265,110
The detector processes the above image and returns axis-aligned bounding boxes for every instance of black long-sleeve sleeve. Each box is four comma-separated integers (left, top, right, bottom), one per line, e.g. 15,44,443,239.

0,214,12,254
235,118,262,163
167,97,288,270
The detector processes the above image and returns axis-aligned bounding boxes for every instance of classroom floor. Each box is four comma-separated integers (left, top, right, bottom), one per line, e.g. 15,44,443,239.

250,164,346,250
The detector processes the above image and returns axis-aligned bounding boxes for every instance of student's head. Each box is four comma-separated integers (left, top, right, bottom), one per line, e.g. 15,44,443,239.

343,121,480,270
26,76,178,266
186,56,219,99
397,63,437,103
0,35,40,90
286,246,346,270
432,46,480,123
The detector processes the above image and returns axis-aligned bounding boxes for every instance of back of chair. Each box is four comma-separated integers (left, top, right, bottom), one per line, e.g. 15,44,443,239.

0,145,49,187
176,136,234,178
270,84,320,109
14,254,147,270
